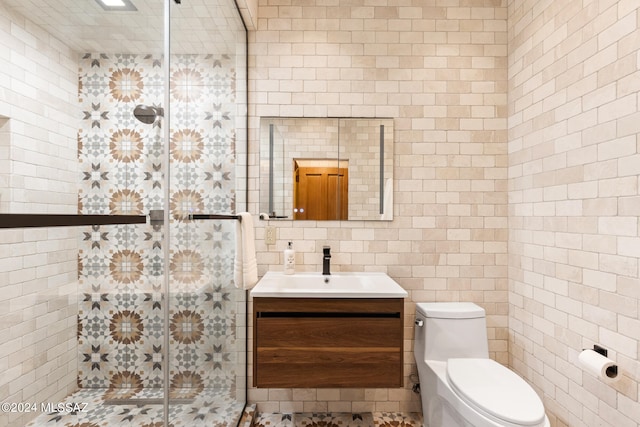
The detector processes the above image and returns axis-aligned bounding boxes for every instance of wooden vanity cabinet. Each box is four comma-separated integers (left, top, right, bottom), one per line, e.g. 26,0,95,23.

253,297,404,388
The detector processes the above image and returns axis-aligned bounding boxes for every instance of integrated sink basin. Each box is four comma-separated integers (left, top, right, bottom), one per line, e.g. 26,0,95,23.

250,271,408,298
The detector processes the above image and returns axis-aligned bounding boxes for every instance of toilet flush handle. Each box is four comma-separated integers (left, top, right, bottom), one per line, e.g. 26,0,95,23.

415,319,424,327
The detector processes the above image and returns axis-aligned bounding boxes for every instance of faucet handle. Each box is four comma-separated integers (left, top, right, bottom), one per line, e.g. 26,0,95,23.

323,246,331,256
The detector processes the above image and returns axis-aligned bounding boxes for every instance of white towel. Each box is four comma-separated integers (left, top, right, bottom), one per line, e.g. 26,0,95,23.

234,212,258,289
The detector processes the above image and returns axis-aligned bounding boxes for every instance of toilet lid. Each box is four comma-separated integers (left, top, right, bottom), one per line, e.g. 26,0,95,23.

447,359,545,426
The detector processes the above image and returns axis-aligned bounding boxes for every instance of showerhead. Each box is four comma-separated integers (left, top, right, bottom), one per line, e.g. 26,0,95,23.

133,104,164,124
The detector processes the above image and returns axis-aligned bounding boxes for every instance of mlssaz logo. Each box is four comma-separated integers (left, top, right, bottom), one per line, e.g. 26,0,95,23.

41,402,90,413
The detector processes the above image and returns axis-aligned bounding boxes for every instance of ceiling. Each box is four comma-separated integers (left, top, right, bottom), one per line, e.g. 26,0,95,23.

0,0,245,55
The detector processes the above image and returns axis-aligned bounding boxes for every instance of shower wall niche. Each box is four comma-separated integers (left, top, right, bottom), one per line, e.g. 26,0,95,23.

77,53,243,399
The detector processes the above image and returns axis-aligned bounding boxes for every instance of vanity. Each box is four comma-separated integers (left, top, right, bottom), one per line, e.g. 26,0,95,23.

251,272,408,388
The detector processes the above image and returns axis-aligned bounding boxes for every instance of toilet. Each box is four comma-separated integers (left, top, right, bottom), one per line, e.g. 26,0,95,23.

413,302,550,427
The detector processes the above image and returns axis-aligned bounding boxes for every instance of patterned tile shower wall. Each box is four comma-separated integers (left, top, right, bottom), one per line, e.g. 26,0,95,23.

77,53,240,395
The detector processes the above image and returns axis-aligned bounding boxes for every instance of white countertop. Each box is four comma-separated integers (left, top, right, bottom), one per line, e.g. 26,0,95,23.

249,271,408,298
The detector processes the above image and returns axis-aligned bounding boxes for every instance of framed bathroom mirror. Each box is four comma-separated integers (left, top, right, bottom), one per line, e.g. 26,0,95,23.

259,117,394,221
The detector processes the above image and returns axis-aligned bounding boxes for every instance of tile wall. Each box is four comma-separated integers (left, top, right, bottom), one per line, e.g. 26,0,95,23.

0,118,9,209
248,0,509,414
508,0,640,426
0,4,80,426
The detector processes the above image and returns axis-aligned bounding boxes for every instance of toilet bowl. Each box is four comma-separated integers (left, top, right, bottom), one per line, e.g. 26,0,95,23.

414,302,550,427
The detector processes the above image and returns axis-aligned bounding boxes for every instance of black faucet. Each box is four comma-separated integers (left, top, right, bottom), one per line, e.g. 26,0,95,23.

322,246,331,275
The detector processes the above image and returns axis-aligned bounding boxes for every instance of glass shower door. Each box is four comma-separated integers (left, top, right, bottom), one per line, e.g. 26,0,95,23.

76,1,168,423
166,0,248,425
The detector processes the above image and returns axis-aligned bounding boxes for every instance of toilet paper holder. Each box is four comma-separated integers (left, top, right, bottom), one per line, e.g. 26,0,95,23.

587,344,618,378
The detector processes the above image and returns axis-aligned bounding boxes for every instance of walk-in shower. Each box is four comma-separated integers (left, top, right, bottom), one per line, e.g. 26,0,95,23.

0,0,248,426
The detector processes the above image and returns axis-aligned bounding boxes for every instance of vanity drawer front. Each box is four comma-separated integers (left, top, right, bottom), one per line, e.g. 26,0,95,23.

256,317,402,348
257,347,400,364
256,356,402,388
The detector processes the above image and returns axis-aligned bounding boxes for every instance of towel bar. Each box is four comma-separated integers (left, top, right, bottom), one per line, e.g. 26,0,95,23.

189,213,241,222
0,214,146,228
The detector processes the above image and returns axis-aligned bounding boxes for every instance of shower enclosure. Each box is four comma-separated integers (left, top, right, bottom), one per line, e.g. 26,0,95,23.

0,0,248,426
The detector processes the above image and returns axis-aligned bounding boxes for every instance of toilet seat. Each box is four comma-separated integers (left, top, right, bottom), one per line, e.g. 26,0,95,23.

446,358,545,426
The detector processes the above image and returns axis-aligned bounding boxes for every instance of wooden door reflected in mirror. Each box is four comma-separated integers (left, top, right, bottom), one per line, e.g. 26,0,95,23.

293,159,348,220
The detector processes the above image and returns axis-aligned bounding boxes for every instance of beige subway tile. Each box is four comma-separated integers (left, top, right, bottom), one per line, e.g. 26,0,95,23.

598,216,638,236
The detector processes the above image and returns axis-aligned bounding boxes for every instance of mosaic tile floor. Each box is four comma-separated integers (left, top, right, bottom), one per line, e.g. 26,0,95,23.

254,412,423,427
26,387,247,427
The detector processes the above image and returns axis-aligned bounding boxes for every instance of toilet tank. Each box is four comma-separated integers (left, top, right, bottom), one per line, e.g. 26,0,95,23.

415,302,489,361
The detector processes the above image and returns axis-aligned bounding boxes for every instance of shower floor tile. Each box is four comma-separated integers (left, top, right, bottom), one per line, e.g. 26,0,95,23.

254,412,422,427
26,387,245,427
